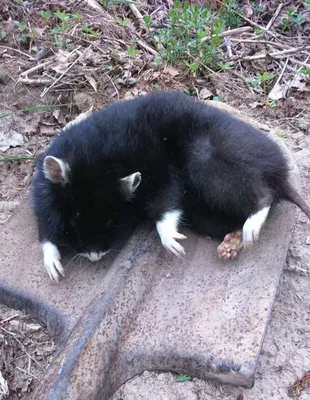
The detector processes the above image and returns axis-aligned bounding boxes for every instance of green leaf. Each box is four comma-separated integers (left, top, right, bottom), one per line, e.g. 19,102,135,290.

175,374,193,382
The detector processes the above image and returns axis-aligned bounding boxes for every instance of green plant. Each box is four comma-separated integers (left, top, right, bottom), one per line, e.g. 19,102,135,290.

0,154,35,163
81,25,101,37
39,10,52,19
218,61,231,71
49,10,81,48
143,15,151,30
0,30,7,40
281,8,306,32
301,67,310,75
256,72,275,106
117,17,129,26
175,374,192,382
218,0,242,29
127,46,139,57
99,0,139,8
155,1,225,73
14,21,36,45
250,1,265,14
248,76,263,91
275,130,283,138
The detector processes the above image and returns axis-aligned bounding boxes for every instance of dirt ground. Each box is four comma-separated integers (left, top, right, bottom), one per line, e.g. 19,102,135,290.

1,0,310,399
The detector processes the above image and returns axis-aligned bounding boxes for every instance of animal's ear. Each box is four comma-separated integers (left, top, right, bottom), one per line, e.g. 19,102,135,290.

119,172,141,198
43,156,70,185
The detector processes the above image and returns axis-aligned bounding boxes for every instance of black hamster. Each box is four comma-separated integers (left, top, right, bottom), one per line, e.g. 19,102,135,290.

32,91,310,282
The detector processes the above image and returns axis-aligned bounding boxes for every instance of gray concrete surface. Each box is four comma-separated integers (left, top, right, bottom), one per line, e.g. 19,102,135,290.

0,102,298,399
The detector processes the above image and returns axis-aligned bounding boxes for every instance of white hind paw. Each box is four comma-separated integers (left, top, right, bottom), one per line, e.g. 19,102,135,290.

242,206,271,249
42,241,65,283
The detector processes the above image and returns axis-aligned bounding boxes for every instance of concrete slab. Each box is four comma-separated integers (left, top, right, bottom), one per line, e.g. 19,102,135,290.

0,102,299,399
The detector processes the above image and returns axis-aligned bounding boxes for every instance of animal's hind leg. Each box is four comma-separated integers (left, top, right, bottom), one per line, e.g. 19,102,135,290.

217,204,270,260
242,205,271,249
217,231,242,260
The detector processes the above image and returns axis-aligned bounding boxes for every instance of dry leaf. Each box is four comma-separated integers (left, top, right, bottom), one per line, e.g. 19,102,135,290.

268,83,288,100
39,124,58,136
86,0,105,14
52,109,66,125
243,0,253,18
0,131,24,152
0,370,9,398
200,87,213,100
165,66,180,77
85,75,98,92
291,74,307,90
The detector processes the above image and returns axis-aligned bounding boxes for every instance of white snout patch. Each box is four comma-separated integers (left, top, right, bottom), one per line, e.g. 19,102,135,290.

156,210,187,257
42,241,64,283
82,251,110,262
242,206,270,249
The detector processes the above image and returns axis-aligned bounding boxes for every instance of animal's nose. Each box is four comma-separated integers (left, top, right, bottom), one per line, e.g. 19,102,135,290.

88,252,102,262
85,251,110,262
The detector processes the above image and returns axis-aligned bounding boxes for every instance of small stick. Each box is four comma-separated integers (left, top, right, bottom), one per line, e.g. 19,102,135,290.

265,3,284,32
41,45,92,98
64,34,110,58
106,74,119,101
0,45,34,60
86,0,106,14
0,326,42,368
224,37,233,58
236,13,278,38
268,57,288,99
201,26,252,43
18,77,52,85
0,313,19,324
20,60,53,78
229,38,288,49
229,69,255,94
271,46,310,58
235,46,310,62
136,39,158,56
129,3,144,26
15,366,38,380
289,57,310,68
285,265,310,276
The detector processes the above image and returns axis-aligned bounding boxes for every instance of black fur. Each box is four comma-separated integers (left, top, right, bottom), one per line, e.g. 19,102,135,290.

32,91,298,254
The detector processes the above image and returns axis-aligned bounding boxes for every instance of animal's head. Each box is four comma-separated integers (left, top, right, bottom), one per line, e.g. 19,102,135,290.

42,155,142,261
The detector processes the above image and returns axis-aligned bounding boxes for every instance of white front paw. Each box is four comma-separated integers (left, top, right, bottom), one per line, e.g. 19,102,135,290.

156,210,187,257
160,232,187,257
42,242,65,283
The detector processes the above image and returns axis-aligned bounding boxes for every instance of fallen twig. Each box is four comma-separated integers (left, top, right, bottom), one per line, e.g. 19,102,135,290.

265,3,284,32
236,12,278,38
0,326,42,368
0,45,34,60
129,3,144,26
18,77,53,85
40,45,92,98
201,26,252,43
268,57,289,100
136,39,158,56
285,265,310,276
235,46,310,62
19,60,54,78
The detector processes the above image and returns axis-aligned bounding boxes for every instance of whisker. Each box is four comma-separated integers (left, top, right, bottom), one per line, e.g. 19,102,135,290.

66,253,81,268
